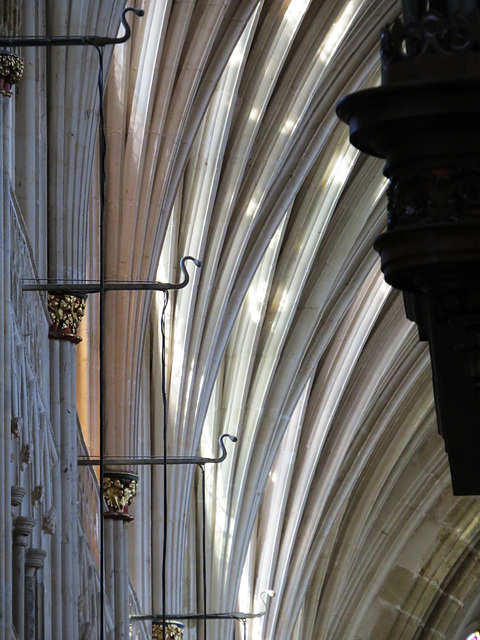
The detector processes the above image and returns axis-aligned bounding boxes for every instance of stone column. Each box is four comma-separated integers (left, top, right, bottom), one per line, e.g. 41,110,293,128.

103,472,138,640
25,548,47,640
48,294,86,639
12,516,35,640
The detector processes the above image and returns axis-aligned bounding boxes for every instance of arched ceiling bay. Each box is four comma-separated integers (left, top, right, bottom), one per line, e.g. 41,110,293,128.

100,0,480,637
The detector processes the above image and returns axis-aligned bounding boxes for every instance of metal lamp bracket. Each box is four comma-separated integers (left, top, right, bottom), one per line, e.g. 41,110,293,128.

0,8,144,49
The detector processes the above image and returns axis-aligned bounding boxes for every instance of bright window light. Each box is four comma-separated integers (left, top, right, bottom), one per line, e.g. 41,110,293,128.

281,119,295,134
318,0,356,63
246,200,258,218
466,633,480,640
284,0,310,24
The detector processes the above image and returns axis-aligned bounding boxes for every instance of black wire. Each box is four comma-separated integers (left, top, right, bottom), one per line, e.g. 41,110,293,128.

92,43,106,640
241,618,247,640
160,290,169,640
199,464,207,639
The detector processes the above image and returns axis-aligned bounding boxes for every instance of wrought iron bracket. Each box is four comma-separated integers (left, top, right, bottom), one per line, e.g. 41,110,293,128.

0,8,144,49
130,590,275,622
78,433,237,467
23,256,202,294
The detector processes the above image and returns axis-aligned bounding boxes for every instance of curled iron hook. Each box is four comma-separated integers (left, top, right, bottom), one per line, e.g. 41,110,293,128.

23,256,203,293
0,7,145,48
217,433,238,463
116,8,146,44
175,256,203,290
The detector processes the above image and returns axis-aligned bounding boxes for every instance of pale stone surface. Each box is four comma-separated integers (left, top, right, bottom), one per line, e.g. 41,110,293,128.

3,1,480,640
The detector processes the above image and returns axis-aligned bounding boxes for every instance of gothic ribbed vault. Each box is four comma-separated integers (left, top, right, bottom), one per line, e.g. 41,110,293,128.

75,0,480,638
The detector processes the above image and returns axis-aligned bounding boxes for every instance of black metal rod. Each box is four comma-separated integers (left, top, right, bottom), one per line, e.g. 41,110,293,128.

130,591,275,622
78,434,237,466
200,465,208,639
0,8,144,48
22,257,202,293
133,613,249,621
94,43,107,640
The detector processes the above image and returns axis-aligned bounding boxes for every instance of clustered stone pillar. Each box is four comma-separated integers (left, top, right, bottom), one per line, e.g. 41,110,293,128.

103,472,138,639
12,516,35,639
46,292,86,636
25,548,47,639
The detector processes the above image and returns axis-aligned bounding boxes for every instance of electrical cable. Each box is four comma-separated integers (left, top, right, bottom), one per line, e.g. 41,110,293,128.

199,464,207,639
160,290,170,640
91,42,106,640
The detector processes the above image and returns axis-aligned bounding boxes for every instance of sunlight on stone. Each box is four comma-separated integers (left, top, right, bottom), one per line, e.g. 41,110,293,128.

246,200,259,218
329,148,356,185
318,0,357,63
284,0,310,25
281,119,295,134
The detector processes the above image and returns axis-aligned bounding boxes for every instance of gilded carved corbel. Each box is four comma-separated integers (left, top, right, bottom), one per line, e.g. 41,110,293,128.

47,293,86,344
103,472,138,522
152,622,184,640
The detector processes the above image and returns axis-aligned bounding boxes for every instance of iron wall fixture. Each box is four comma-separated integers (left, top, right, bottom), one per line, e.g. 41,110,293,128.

78,433,237,467
337,0,480,495
0,7,144,48
130,589,276,623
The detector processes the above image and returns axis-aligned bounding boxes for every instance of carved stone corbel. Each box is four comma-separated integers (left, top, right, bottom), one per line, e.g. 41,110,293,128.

11,416,22,438
42,506,57,535
47,293,87,344
20,442,33,471
0,51,23,97
152,622,185,640
103,472,138,522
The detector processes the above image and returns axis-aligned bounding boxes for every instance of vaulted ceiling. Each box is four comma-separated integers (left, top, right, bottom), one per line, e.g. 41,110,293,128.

81,0,480,637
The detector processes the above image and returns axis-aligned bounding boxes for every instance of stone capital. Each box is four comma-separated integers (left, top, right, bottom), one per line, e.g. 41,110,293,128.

47,293,87,344
0,52,24,98
152,622,184,640
11,485,26,507
103,472,138,522
13,516,36,544
25,548,47,576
